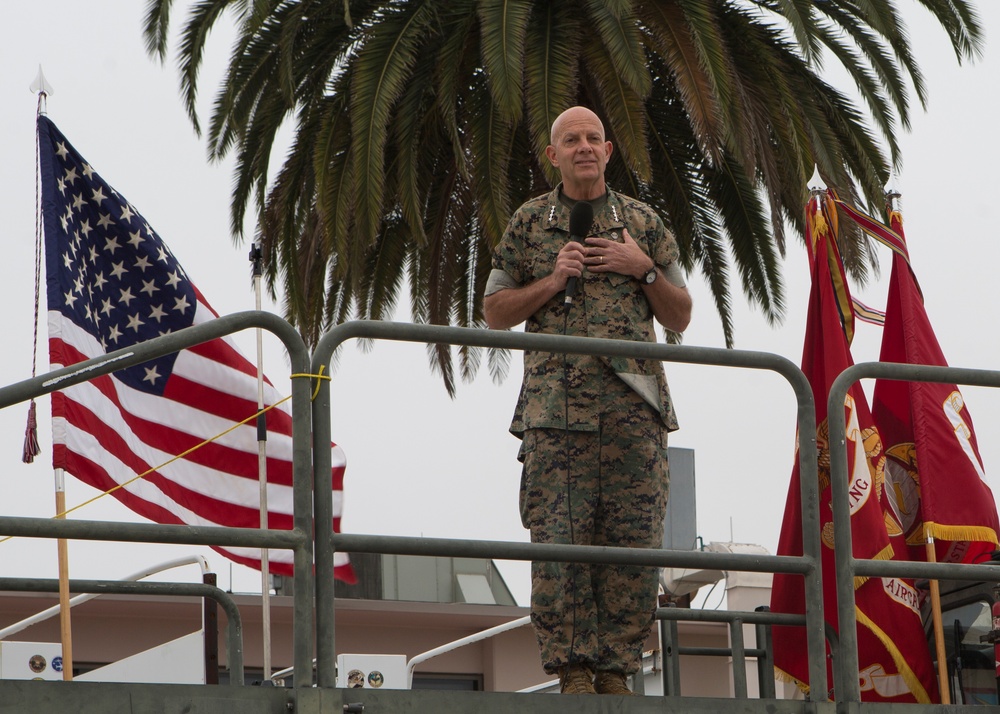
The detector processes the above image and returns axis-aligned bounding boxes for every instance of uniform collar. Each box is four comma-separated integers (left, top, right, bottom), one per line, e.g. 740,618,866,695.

543,183,626,234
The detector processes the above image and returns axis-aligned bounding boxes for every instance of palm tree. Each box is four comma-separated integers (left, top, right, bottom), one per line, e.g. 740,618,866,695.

144,0,982,394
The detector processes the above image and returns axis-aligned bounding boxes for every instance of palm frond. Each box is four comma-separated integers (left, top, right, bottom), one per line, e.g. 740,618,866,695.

707,154,784,325
582,0,652,98
468,81,516,252
523,3,581,187
476,0,531,122
350,1,437,245
174,0,240,134
774,0,822,61
639,2,724,163
143,0,176,61
913,0,983,61
433,6,478,183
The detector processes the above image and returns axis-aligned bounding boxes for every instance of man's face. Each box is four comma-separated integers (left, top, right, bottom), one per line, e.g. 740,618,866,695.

546,111,612,194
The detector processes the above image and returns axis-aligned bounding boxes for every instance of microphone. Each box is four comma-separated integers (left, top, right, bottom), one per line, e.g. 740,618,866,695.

563,200,594,305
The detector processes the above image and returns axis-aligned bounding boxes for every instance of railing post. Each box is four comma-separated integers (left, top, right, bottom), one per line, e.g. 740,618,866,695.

203,572,219,685
311,350,337,688
755,606,776,699
660,607,681,696
730,617,748,698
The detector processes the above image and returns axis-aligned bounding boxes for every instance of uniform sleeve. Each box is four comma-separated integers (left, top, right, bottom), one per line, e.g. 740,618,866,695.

484,268,519,296
662,261,686,288
649,214,684,287
491,207,530,286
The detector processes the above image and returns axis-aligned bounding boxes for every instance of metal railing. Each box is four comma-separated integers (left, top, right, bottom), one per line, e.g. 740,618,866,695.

658,605,796,699
0,314,914,711
0,556,210,641
0,312,316,686
311,320,829,700
827,361,1000,705
0,576,244,683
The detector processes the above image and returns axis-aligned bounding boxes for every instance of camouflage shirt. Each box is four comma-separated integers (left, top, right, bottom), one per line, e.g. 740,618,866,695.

490,185,681,435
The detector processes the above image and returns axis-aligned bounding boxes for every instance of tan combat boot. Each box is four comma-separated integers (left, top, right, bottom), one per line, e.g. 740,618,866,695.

594,670,634,695
559,664,596,694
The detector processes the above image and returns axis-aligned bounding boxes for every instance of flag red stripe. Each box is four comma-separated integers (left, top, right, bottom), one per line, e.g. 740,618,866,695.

56,394,295,529
56,333,294,439
53,338,296,487
58,440,299,576
165,373,293,440
186,334,280,390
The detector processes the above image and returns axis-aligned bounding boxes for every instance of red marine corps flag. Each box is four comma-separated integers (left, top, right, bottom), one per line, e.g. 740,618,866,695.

37,115,355,582
836,201,999,566
770,191,938,702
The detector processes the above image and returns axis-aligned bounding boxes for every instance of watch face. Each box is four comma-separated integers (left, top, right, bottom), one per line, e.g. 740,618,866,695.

644,269,657,284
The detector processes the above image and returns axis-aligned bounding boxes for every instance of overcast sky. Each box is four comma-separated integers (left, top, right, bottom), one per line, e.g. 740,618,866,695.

2,2,999,615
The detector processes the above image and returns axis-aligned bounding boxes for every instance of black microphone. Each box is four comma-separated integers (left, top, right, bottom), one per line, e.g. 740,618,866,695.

563,200,594,305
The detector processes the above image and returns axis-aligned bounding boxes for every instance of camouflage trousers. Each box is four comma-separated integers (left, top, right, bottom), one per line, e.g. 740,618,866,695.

519,396,669,675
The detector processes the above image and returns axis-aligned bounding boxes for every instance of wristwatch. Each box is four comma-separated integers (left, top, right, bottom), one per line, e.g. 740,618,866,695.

642,265,658,285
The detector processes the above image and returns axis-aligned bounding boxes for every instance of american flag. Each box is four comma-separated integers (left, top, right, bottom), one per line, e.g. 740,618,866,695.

37,115,354,581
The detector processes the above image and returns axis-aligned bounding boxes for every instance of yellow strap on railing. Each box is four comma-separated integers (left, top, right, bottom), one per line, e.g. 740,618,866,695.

290,365,331,401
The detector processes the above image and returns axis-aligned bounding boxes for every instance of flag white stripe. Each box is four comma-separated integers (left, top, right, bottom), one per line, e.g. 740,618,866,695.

56,408,296,513
53,313,292,461
53,314,347,469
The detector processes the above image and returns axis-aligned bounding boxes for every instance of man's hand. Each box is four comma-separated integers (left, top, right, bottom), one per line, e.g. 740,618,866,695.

583,229,653,278
554,240,587,290
484,240,588,329
583,228,691,332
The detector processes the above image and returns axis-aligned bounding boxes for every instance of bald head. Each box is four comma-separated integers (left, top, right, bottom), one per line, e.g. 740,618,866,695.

546,106,612,200
550,106,605,146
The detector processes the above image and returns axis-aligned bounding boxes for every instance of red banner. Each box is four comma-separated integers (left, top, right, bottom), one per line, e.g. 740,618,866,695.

863,211,998,565
770,193,938,702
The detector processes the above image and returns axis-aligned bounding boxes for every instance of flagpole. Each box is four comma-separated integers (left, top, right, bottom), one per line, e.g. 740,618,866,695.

250,241,272,680
54,468,74,680
925,535,951,703
31,68,73,682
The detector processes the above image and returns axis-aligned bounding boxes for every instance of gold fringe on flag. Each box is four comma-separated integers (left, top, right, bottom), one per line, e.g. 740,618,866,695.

854,543,895,589
925,521,999,547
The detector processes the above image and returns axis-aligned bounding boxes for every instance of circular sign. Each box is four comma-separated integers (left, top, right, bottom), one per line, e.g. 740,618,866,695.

28,655,47,674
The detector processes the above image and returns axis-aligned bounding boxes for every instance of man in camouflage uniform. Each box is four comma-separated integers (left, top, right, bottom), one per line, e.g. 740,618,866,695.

483,106,692,695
